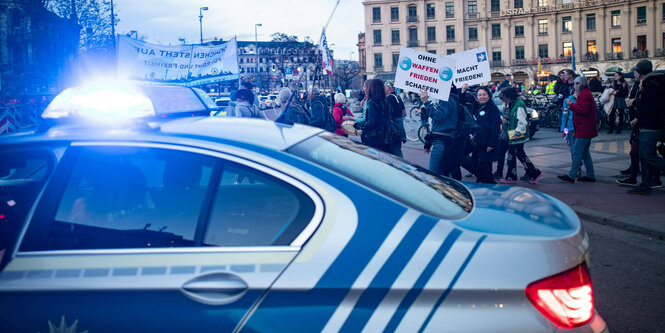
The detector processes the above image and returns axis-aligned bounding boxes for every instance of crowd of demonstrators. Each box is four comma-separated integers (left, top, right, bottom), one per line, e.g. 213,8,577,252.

353,78,390,152
617,60,662,188
332,93,354,137
589,75,603,94
420,86,462,180
608,72,630,134
557,76,597,183
241,82,261,109
626,61,665,195
384,80,407,157
498,87,543,184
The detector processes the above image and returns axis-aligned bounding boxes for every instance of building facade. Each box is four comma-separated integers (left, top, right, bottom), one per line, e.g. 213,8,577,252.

363,0,665,85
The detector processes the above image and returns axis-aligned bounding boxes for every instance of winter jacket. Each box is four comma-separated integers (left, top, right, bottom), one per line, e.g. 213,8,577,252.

612,80,629,98
356,98,388,139
507,99,529,145
424,93,459,136
234,102,266,119
276,102,310,125
561,95,576,133
471,100,501,149
569,88,598,138
386,93,407,142
633,71,665,131
333,103,354,135
309,95,335,132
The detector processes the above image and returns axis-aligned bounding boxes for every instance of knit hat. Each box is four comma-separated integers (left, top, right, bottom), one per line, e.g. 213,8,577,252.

635,59,653,75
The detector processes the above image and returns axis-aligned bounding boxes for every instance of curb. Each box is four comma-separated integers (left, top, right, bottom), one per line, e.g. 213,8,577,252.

571,206,665,240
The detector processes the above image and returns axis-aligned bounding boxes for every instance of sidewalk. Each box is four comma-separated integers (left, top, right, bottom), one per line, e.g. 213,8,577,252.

401,141,665,240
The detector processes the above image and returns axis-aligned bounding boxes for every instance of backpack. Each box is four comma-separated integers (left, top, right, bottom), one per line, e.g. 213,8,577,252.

457,103,479,142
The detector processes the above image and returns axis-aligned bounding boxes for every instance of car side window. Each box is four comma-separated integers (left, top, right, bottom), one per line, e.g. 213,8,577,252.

46,146,215,250
204,161,316,247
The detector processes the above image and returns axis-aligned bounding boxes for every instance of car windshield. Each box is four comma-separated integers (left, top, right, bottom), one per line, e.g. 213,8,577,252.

288,133,472,220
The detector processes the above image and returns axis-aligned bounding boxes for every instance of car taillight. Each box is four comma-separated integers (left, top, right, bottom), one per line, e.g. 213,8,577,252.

525,264,594,329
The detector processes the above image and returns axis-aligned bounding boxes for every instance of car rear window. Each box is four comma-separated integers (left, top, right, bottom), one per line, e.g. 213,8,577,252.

288,133,472,219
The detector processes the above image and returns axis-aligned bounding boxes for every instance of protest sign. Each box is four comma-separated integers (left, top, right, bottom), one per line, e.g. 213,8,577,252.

117,36,239,86
394,47,456,101
447,47,491,86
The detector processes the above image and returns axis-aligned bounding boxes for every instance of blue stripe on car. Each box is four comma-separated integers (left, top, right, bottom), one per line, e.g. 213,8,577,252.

339,215,439,332
418,235,487,333
384,228,463,332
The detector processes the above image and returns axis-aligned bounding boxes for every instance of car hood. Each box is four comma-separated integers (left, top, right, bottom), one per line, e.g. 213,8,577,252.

453,183,580,238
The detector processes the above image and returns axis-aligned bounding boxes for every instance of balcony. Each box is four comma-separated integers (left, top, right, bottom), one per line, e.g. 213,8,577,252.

656,48,665,57
606,52,624,60
466,12,478,19
630,49,648,59
583,53,599,62
407,15,418,22
408,40,419,47
490,60,504,67
374,65,384,72
510,56,572,67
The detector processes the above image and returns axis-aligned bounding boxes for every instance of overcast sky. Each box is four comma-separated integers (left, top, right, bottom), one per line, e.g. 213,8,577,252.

115,0,364,60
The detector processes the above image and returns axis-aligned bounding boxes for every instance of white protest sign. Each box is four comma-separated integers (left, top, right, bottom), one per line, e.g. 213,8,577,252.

394,47,456,101
117,36,239,86
447,47,491,87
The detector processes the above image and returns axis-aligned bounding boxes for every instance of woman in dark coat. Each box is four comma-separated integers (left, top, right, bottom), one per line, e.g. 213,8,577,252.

354,78,390,152
470,86,501,183
608,71,629,134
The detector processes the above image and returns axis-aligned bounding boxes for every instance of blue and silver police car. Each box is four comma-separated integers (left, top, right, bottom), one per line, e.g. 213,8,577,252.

0,82,607,332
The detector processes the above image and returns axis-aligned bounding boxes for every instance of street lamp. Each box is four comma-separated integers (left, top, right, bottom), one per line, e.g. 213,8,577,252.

255,23,262,90
199,7,208,44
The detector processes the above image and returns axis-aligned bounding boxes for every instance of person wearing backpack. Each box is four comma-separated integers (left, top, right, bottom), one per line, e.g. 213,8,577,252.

233,89,266,119
420,86,462,180
354,78,390,152
308,86,336,132
332,93,354,136
384,80,406,157
498,87,543,184
275,87,310,125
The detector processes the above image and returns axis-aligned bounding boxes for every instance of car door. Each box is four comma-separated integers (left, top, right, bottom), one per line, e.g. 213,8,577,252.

0,142,322,333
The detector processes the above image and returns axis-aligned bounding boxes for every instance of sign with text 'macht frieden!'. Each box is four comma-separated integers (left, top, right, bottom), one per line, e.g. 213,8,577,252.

394,47,456,101
447,47,491,87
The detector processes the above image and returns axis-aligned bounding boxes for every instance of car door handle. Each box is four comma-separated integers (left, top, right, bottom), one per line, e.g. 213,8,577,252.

180,272,248,305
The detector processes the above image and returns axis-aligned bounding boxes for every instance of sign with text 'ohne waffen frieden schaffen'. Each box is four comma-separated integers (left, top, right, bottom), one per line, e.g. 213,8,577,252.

447,47,491,87
394,47,456,101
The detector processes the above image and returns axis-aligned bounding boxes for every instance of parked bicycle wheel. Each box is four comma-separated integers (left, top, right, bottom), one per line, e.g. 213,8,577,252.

418,124,431,144
404,118,420,142
409,105,423,119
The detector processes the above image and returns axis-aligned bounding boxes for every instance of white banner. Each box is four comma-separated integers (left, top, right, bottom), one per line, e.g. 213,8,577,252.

447,47,491,87
117,36,239,86
394,47,456,101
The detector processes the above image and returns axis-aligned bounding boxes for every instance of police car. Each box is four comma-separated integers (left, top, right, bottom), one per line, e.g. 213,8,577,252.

0,82,607,332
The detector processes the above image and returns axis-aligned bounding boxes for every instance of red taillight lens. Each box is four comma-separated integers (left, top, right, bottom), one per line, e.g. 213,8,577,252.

525,264,594,329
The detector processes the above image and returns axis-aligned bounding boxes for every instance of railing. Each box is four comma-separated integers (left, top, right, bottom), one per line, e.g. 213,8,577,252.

407,15,418,22
583,53,599,62
374,65,384,72
656,48,665,57
490,60,504,67
606,52,624,60
630,49,648,59
510,56,572,66
466,12,478,19
408,40,419,47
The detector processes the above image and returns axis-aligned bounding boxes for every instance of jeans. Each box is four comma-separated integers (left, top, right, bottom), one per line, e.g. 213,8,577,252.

506,143,541,180
566,133,576,161
494,139,509,175
639,130,665,188
568,137,595,179
429,137,461,180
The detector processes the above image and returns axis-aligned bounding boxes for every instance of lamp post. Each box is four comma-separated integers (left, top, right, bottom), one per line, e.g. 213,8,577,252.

199,7,208,44
255,23,262,90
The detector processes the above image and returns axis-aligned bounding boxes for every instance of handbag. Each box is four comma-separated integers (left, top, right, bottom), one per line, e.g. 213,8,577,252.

508,129,525,141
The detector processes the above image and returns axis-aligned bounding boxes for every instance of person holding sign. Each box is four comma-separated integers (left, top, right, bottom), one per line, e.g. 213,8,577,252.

498,87,543,184
421,86,462,180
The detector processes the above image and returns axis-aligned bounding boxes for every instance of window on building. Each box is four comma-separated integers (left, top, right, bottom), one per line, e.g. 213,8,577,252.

447,49,456,55
391,7,399,21
538,19,548,35
539,44,549,58
663,4,665,21
611,10,620,27
469,26,478,40
491,0,500,12
637,6,646,25
563,42,572,57
427,26,436,42
586,13,596,30
446,25,455,41
515,24,524,38
637,35,646,50
427,3,436,19
428,50,437,54
492,48,501,61
468,1,477,14
587,40,597,54
392,53,400,69
491,24,501,39
445,2,454,18
372,7,381,23
409,27,418,43
612,38,621,53
408,5,417,21
391,29,400,44
562,16,572,32
374,53,383,69
515,46,525,60
514,0,523,9
538,0,547,7
373,29,382,45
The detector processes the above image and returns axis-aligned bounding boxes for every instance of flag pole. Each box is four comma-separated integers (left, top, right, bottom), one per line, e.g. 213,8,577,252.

323,0,341,31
